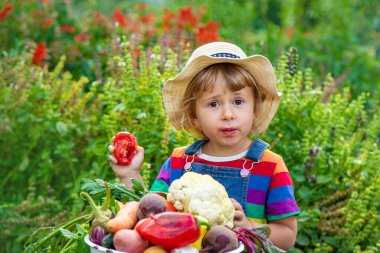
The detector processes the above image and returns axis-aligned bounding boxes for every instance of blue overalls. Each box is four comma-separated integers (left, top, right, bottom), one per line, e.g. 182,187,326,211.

183,138,269,212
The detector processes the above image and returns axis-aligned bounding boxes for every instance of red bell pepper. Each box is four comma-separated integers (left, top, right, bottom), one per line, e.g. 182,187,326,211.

135,212,200,249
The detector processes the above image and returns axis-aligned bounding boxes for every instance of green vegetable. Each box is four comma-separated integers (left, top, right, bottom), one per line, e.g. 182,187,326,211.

80,183,112,232
101,233,115,249
80,178,147,202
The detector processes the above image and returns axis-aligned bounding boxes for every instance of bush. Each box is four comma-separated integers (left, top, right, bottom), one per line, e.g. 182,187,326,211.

166,0,380,103
269,49,380,252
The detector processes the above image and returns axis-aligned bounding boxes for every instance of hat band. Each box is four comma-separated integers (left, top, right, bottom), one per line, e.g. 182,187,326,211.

210,52,241,59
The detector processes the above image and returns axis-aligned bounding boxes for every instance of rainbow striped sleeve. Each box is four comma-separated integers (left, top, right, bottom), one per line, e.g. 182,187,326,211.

266,153,300,221
246,150,300,223
149,147,187,193
149,157,171,193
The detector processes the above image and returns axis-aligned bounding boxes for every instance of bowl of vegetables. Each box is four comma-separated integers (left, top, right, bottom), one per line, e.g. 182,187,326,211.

82,185,246,252
81,171,281,253
84,234,246,253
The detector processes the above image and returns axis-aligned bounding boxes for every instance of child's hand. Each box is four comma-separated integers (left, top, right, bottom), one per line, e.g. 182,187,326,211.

230,198,260,229
108,137,144,188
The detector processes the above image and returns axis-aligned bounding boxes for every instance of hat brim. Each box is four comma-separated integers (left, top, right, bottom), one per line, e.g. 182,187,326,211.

163,54,281,135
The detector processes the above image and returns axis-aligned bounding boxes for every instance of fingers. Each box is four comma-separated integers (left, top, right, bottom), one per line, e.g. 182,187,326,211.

230,198,243,211
108,145,116,164
234,210,244,221
135,145,144,154
108,154,117,164
108,145,144,166
230,198,247,227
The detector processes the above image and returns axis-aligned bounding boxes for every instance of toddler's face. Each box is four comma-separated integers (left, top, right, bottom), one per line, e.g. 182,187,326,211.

192,72,254,156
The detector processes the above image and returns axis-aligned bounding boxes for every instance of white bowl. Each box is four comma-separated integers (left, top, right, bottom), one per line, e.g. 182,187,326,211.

84,235,124,253
84,234,245,253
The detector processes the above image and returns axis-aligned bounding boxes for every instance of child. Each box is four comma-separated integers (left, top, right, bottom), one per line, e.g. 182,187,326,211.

109,42,300,250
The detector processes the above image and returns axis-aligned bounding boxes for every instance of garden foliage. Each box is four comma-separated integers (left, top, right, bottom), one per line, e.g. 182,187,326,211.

168,0,380,103
0,1,379,253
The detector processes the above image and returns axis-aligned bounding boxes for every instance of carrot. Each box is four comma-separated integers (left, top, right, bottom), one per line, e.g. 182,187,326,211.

106,200,139,233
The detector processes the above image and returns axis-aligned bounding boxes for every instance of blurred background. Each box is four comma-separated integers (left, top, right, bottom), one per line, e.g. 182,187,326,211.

0,0,379,252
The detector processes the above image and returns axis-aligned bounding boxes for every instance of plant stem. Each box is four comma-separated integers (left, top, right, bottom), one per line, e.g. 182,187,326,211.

101,183,111,211
59,238,75,253
108,182,142,200
80,192,103,215
25,214,90,252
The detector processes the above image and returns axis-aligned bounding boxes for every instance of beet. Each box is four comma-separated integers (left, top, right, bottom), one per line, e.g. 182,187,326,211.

201,225,239,253
137,193,167,220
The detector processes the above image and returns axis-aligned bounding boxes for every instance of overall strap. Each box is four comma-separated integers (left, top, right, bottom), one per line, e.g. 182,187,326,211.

245,138,270,162
184,140,207,155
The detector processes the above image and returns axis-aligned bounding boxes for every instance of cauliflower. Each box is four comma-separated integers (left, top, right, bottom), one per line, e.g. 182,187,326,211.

167,172,235,228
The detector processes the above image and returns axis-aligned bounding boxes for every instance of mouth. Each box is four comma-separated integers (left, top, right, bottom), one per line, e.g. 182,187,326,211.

220,128,238,136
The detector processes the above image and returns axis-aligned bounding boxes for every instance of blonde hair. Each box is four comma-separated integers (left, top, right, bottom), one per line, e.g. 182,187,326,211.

180,63,266,138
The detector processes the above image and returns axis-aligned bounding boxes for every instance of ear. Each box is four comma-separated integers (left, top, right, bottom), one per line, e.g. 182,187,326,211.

192,116,200,128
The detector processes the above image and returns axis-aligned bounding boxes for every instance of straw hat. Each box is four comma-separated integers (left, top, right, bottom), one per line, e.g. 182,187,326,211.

163,41,281,135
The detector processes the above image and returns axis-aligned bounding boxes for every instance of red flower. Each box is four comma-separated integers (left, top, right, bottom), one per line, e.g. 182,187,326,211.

197,21,220,45
93,11,107,27
59,25,75,33
113,8,127,27
178,6,197,28
75,33,88,42
137,3,148,11
162,8,177,31
139,13,155,24
0,4,13,21
283,27,295,39
132,48,141,57
41,17,55,29
32,43,47,65
41,0,52,7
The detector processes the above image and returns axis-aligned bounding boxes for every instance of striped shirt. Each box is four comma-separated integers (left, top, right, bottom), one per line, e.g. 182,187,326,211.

150,146,300,223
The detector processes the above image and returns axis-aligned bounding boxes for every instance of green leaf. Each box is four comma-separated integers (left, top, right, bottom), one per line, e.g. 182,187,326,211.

298,186,312,201
322,236,338,247
18,156,29,172
317,175,333,184
131,178,146,194
77,234,91,253
75,223,86,236
59,228,79,240
294,174,306,183
56,121,68,135
296,235,310,246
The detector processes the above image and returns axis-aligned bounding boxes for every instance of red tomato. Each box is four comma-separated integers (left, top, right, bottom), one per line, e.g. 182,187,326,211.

113,132,137,166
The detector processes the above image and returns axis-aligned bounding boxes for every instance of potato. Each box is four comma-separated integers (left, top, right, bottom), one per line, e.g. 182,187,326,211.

143,245,167,253
113,229,148,253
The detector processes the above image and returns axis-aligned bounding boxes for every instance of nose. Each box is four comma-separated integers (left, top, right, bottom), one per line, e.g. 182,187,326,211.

222,104,234,120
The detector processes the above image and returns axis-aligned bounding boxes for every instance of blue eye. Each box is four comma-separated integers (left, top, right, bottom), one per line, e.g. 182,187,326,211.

234,99,244,105
209,101,219,108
